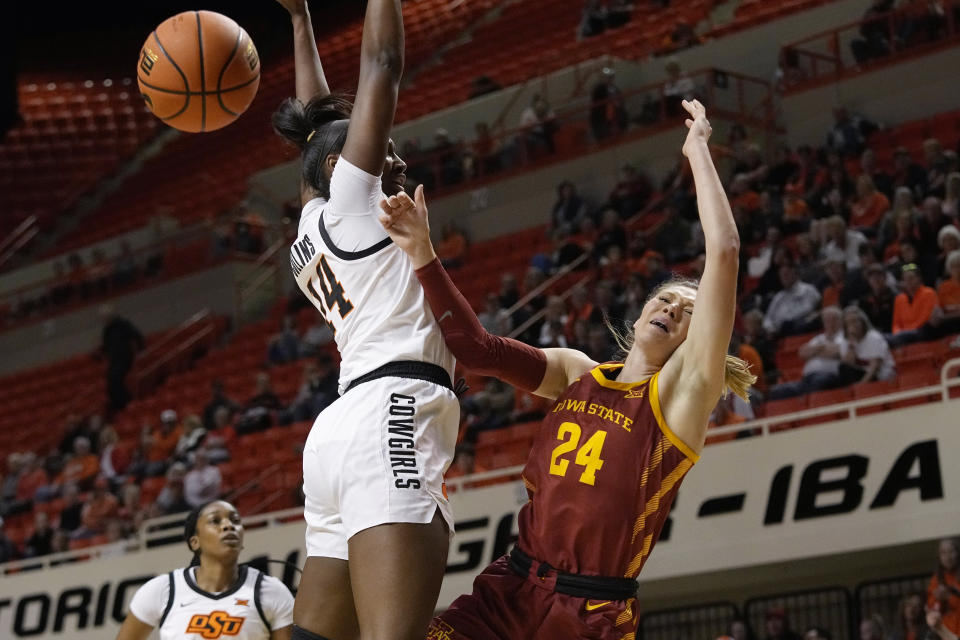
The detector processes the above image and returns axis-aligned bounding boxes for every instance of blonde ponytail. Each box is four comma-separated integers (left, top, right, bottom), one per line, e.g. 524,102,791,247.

723,354,756,400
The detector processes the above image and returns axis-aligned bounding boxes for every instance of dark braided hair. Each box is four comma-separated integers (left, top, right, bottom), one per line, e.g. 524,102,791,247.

272,94,353,200
184,500,222,567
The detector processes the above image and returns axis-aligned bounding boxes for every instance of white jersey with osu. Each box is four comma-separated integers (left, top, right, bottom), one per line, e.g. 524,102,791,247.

127,565,293,640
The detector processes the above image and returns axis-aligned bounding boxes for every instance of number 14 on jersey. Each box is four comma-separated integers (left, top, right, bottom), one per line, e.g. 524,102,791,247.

306,254,354,327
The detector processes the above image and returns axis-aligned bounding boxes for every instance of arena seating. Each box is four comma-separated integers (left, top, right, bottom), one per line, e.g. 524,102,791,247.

0,78,160,243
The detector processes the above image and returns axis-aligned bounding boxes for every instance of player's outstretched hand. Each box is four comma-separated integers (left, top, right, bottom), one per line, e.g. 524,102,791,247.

275,0,308,17
379,184,437,268
681,99,712,158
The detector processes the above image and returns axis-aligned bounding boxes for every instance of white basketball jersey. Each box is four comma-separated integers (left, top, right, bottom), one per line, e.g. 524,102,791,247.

137,566,289,640
290,160,454,393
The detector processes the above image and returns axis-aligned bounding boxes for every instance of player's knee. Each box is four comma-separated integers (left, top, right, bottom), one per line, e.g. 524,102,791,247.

291,624,337,640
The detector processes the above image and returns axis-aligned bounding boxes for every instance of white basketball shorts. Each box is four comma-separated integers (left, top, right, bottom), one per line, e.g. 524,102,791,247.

302,375,460,559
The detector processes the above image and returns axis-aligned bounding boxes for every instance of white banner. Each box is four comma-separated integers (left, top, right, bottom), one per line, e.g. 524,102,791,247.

1,400,956,638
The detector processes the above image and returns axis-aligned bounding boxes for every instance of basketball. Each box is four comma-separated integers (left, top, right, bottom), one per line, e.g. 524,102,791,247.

137,10,260,133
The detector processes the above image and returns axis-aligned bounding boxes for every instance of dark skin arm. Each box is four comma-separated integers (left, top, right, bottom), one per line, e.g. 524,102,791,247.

338,0,404,175
277,0,330,103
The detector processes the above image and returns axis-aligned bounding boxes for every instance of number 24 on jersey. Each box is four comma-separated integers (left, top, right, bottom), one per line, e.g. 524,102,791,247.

549,422,607,486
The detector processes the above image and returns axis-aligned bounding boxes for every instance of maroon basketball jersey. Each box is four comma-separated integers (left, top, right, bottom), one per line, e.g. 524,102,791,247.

516,363,698,579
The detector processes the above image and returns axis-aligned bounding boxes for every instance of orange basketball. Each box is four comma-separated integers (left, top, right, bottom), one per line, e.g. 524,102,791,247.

137,10,260,133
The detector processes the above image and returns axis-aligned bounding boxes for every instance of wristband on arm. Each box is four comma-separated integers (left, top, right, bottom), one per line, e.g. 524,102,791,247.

415,258,547,393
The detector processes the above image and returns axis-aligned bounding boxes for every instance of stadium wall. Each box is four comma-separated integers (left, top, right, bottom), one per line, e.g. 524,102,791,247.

2,399,955,638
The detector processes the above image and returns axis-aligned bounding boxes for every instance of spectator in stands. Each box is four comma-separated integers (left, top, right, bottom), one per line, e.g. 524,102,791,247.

98,426,130,483
437,222,468,269
154,462,191,516
24,510,54,558
594,209,628,260
233,219,262,255
202,379,238,431
862,148,893,198
463,379,515,436
520,94,557,155
642,250,672,291
0,518,17,563
61,436,99,490
822,216,868,271
893,147,928,197
431,128,464,186
206,406,237,462
821,258,853,310
893,592,930,640
551,181,588,234
590,67,627,141
765,608,803,640
937,228,960,280
839,305,896,384
918,197,951,255
267,314,301,364
727,618,757,640
827,107,876,157
538,296,570,348
769,306,846,399
851,0,895,62
183,448,222,509
478,293,507,335
851,175,891,231
942,172,960,218
174,415,208,462
890,263,941,346
77,476,119,537
607,0,634,29
300,318,335,358
763,262,822,337
146,410,184,476
99,306,144,412
706,395,747,443
113,240,139,287
586,325,617,362
937,250,960,331
57,483,83,533
236,372,283,435
861,616,886,640
804,628,832,640
885,207,923,264
499,272,520,309
289,356,338,422
663,58,696,117
117,483,145,536
16,452,48,504
579,0,607,38
925,138,949,198
608,163,652,218
929,538,960,637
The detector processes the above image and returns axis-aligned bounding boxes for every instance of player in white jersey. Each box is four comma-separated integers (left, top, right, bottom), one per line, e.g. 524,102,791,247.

116,500,294,640
270,1,459,640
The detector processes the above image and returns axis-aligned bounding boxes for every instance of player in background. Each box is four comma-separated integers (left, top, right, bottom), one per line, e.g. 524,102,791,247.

116,500,294,640
272,1,458,640
379,100,754,639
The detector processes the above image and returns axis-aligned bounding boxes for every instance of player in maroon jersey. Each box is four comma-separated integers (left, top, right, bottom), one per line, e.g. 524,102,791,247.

380,99,754,640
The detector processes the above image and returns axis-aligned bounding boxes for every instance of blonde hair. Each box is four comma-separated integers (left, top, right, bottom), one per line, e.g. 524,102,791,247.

606,277,756,400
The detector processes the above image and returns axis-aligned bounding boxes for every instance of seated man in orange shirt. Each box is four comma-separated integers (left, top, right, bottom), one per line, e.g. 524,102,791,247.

145,410,183,476
76,476,119,538
60,437,100,490
889,263,942,347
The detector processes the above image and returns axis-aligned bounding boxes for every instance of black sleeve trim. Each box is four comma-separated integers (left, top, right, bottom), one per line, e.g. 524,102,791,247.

319,211,393,261
253,570,271,632
158,572,175,628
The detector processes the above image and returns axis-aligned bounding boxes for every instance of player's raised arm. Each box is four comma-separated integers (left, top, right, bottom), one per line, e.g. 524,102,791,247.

340,0,404,175
276,0,330,103
658,100,747,453
379,186,597,400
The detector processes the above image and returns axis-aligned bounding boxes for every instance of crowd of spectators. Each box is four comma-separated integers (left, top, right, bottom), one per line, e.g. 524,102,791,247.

400,58,704,194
